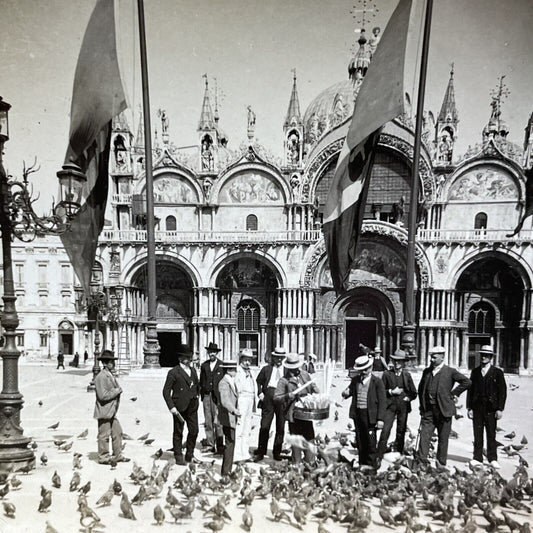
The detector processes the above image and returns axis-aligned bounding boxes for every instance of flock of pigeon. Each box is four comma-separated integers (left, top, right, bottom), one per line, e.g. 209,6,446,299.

0,416,529,533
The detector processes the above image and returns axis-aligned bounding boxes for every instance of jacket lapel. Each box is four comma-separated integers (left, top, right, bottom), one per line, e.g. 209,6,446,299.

178,365,192,386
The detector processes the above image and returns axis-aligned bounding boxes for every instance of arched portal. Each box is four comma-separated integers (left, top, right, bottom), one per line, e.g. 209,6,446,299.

131,259,195,367
456,256,525,371
215,257,279,365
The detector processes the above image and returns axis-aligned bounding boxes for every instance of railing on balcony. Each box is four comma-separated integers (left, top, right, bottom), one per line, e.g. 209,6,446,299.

100,229,322,244
417,228,533,243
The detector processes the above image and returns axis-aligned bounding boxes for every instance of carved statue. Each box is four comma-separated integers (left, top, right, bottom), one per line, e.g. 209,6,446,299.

201,136,214,171
438,135,452,163
158,109,169,134
287,132,300,165
247,106,256,129
113,134,127,169
391,196,405,225
368,27,381,57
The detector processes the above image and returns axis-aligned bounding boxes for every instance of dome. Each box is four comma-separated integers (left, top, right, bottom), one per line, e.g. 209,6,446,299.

303,80,356,147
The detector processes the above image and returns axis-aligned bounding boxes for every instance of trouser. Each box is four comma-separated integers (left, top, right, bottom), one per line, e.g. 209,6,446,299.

172,399,199,460
221,426,236,475
417,404,452,465
256,388,285,457
353,408,379,468
97,417,123,461
377,401,409,456
288,418,315,464
202,394,222,448
234,394,254,461
57,362,65,369
472,406,497,462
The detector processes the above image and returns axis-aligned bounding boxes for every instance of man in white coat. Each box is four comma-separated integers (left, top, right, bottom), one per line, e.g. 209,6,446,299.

233,348,257,463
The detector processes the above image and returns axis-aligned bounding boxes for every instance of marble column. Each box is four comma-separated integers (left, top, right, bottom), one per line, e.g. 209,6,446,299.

419,328,427,366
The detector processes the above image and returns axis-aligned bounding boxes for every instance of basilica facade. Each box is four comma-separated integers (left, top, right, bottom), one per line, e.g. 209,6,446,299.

10,31,533,374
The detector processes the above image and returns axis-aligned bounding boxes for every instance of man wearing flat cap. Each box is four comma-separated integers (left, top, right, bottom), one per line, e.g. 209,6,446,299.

254,347,287,462
377,349,417,458
466,345,506,469
342,354,386,469
94,350,129,465
163,343,200,465
199,342,225,454
417,345,471,467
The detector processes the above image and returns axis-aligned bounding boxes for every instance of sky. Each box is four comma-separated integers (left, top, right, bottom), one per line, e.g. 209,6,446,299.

1,0,532,210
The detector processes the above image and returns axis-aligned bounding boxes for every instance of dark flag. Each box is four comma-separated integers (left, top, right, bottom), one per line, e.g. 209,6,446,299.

507,167,533,237
60,0,127,294
322,0,414,294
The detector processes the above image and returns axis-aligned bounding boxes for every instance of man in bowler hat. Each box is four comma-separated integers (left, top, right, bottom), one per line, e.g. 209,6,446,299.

467,345,506,469
94,350,129,464
199,342,225,454
417,345,471,467
163,344,200,465
377,349,417,457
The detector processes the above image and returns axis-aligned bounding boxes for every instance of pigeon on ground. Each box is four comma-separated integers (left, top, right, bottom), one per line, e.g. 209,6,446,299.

53,439,66,447
10,475,21,490
521,435,528,445
138,433,150,441
38,401,43,407
0,483,10,499
48,422,60,430
112,479,122,495
154,448,163,460
45,522,59,533
51,471,61,489
2,501,15,518
96,488,114,507
130,397,137,402
78,481,91,495
204,518,225,532
135,418,141,425
505,431,517,440
120,492,136,520
77,428,88,439
70,472,81,492
154,504,165,525
59,441,73,452
40,452,48,466
73,453,82,470
30,441,38,450
38,487,52,512
144,438,155,446
242,505,253,531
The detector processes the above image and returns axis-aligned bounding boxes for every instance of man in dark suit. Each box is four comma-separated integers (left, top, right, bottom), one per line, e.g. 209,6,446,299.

417,345,471,467
342,354,386,469
199,342,225,454
162,344,200,465
377,349,417,457
466,345,506,469
254,346,287,462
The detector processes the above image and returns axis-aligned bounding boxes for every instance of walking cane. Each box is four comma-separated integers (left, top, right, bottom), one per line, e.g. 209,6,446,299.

414,418,422,453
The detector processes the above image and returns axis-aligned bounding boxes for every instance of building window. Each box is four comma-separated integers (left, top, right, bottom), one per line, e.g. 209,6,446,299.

15,264,24,284
16,334,24,347
166,215,177,231
237,300,260,331
246,214,258,231
474,212,487,229
468,303,495,335
40,333,48,347
61,264,71,284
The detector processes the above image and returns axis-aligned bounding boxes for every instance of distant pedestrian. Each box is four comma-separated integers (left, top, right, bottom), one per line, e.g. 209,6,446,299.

217,359,240,475
342,354,386,470
377,349,417,457
199,342,224,454
70,352,80,368
162,344,200,465
302,353,317,374
84,350,89,364
467,345,506,469
371,347,388,378
94,350,129,465
57,350,65,370
417,346,471,467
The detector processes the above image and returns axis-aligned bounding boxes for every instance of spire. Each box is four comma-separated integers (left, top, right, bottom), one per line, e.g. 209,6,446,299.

348,29,370,87
284,68,302,128
213,77,220,124
437,64,458,124
483,75,510,142
198,74,216,131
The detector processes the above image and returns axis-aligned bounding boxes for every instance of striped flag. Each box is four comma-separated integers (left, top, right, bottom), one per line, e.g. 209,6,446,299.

323,0,414,293
60,0,127,294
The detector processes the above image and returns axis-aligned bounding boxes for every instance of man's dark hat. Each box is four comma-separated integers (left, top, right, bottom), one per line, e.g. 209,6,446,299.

98,350,117,361
176,343,194,359
205,342,221,353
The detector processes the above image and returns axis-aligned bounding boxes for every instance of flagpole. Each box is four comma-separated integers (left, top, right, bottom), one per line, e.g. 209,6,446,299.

401,0,433,359
137,0,160,368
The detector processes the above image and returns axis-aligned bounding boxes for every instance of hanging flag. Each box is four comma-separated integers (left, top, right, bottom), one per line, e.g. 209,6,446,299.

507,168,533,237
323,0,414,293
60,0,127,294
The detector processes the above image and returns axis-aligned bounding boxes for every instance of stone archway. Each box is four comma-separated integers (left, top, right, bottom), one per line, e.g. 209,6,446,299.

455,255,527,371
131,259,195,367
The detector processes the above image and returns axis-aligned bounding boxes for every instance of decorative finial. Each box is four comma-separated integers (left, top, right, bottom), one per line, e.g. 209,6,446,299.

350,0,379,34
450,62,454,78
203,73,208,88
246,105,256,142
490,75,510,117
291,67,297,82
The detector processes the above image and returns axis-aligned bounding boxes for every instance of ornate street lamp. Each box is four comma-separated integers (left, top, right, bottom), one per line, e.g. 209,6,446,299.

0,96,87,471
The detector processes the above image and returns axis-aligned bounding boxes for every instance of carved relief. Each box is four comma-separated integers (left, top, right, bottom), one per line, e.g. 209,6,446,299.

219,172,283,204
448,167,518,201
153,175,196,203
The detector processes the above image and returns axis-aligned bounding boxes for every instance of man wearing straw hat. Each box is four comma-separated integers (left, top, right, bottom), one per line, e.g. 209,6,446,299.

377,349,417,458
217,359,240,475
233,348,257,463
254,347,288,462
466,345,506,469
94,350,129,465
199,342,225,454
274,353,319,464
342,354,386,469
162,344,201,465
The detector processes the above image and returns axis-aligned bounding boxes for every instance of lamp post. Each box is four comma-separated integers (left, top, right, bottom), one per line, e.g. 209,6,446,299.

0,96,87,471
75,283,123,391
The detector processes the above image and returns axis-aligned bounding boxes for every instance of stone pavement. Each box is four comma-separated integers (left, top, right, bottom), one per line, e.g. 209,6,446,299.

0,361,530,532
